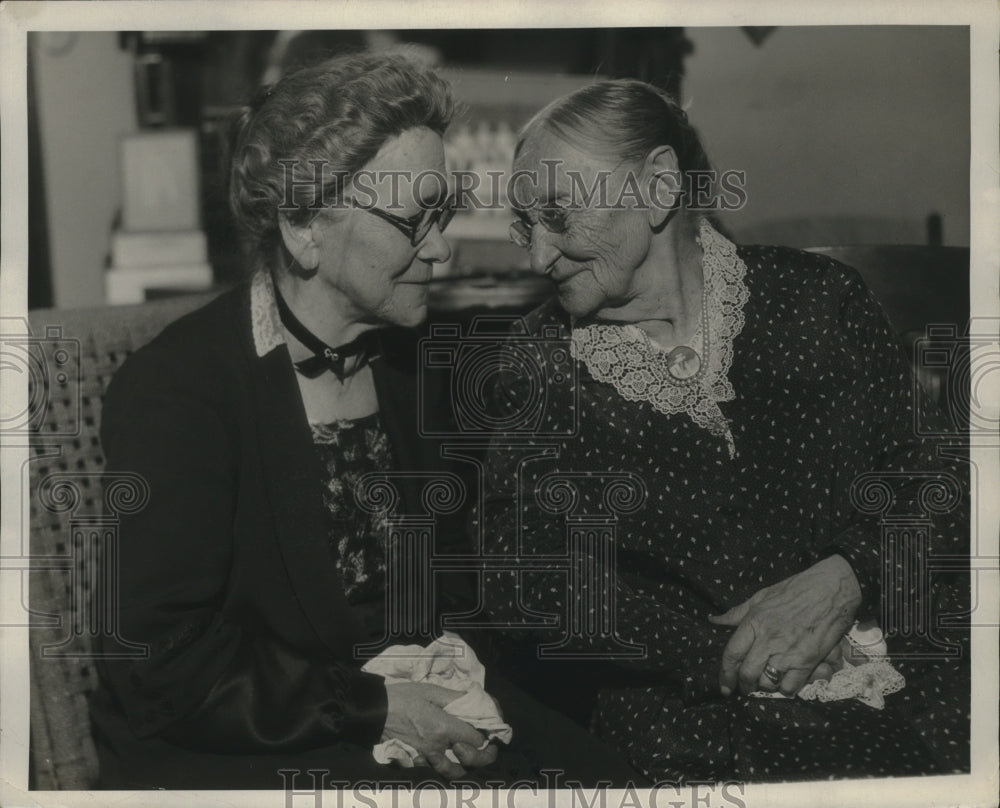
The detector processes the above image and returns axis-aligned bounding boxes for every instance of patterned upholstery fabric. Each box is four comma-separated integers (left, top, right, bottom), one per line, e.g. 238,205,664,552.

26,293,217,790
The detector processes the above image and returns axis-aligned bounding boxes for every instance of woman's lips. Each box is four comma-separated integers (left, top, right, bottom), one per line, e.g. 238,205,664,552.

400,269,433,285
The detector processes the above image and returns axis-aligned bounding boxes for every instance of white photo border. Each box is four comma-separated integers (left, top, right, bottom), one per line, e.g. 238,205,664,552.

1,2,997,807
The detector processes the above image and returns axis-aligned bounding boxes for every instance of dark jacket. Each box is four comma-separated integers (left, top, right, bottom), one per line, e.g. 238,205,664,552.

89,281,465,787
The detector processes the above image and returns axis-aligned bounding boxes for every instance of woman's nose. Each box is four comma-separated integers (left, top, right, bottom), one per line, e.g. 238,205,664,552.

529,228,560,275
417,225,452,264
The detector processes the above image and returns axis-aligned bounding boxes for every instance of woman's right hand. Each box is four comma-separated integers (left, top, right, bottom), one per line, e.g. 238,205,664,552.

805,642,845,685
383,682,498,779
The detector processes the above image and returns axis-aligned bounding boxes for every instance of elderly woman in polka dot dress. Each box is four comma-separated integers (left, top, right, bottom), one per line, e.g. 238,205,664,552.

478,79,969,782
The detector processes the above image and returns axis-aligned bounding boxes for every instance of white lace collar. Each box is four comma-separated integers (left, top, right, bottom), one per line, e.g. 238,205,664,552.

570,218,749,458
250,269,286,358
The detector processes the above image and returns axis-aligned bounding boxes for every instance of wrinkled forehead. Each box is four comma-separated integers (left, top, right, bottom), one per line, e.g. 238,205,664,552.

511,129,625,207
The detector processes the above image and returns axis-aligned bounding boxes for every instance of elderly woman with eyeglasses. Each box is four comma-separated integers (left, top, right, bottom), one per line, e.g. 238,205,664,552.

480,79,969,782
90,54,643,790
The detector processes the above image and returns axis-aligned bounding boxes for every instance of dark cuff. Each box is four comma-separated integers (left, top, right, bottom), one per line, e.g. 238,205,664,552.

337,670,388,747
822,532,881,620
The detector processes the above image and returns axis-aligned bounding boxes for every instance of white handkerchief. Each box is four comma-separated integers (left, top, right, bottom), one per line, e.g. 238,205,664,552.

363,632,513,766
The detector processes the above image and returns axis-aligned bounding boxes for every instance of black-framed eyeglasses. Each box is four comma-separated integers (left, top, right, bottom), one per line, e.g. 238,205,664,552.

508,204,571,249
353,194,457,246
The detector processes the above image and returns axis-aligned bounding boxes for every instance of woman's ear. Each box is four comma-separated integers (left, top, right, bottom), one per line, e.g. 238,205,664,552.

644,145,682,229
277,214,320,271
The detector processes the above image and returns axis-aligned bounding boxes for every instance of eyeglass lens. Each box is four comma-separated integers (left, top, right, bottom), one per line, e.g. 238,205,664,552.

509,220,531,247
413,197,456,245
508,204,569,248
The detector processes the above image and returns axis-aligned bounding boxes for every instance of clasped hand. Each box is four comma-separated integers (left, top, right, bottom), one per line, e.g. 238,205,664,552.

383,682,498,780
709,555,863,697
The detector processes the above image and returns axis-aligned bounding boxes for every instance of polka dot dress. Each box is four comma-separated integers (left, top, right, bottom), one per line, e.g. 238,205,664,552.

478,245,970,782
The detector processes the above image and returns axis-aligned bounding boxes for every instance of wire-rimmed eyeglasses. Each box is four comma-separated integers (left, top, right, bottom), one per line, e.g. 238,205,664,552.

508,204,572,249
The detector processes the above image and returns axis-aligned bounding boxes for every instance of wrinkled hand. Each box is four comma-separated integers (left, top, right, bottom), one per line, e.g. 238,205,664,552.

383,682,498,779
807,642,845,685
709,555,862,697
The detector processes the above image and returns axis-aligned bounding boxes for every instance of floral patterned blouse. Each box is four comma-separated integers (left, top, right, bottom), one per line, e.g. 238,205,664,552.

311,414,391,605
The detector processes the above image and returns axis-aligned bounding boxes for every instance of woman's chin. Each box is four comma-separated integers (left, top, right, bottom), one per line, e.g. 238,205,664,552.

380,286,431,328
557,286,602,319
391,301,429,328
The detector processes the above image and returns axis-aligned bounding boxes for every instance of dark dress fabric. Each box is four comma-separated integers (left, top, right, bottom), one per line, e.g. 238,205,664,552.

478,245,970,782
91,278,646,789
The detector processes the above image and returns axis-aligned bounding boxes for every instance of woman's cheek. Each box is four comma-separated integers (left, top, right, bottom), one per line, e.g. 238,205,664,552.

382,276,428,318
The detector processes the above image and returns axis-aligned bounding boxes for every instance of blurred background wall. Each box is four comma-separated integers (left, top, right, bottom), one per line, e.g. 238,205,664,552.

32,32,138,309
685,26,969,248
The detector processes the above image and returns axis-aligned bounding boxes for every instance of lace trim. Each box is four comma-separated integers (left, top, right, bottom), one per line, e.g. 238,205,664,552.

570,218,749,458
250,269,285,357
796,622,904,709
795,660,905,710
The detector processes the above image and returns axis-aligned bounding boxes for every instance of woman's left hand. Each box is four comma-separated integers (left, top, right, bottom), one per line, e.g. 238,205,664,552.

709,555,863,696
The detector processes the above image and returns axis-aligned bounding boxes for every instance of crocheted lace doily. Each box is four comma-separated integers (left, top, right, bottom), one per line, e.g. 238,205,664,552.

570,218,749,458
751,622,906,710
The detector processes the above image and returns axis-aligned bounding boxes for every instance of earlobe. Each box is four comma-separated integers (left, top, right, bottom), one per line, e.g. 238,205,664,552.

278,215,320,271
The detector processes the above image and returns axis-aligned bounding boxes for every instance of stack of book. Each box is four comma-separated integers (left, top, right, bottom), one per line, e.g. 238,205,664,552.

106,130,214,304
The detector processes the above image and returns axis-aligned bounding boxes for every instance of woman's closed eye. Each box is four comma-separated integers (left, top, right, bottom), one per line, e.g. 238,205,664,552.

538,205,571,234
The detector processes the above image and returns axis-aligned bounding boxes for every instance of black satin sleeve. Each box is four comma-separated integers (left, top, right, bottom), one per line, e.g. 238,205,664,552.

151,629,387,752
96,337,387,753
